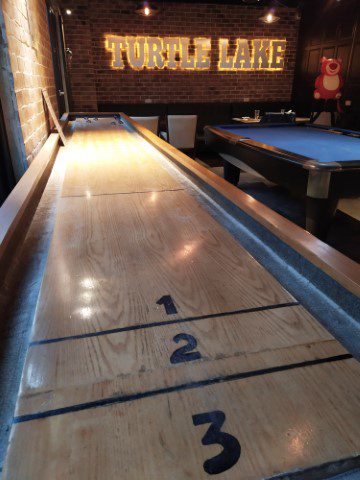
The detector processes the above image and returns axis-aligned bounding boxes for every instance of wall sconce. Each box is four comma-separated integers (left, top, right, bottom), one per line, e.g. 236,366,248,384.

66,47,73,66
259,11,280,24
135,2,158,17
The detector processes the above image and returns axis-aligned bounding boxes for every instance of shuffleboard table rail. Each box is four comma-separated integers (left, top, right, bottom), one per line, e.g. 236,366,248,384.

0,112,69,280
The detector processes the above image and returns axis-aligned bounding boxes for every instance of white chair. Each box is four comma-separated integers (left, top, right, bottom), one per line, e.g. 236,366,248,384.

160,115,197,150
130,116,159,134
312,112,332,126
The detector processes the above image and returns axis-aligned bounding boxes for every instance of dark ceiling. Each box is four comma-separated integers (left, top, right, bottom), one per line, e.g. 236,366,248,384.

58,0,317,10
152,0,304,7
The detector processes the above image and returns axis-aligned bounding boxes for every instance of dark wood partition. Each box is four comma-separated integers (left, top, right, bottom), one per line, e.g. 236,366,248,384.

293,0,360,113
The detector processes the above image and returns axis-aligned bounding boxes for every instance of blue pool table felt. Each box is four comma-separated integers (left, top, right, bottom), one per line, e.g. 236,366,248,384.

217,125,360,163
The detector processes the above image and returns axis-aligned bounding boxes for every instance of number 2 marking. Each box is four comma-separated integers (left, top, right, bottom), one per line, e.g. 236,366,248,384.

170,334,202,364
156,295,178,315
192,410,241,475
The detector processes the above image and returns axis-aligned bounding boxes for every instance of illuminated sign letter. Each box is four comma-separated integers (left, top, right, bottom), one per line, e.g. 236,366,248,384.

107,36,126,68
147,37,165,68
194,38,211,69
164,37,181,69
233,39,251,69
180,38,195,69
218,39,233,70
271,40,286,69
105,35,286,72
126,36,146,69
252,39,270,69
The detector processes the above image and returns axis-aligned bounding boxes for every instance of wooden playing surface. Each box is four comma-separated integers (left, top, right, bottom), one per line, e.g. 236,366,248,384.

31,189,294,341
17,306,346,415
6,360,360,480
62,118,179,196
3,116,360,479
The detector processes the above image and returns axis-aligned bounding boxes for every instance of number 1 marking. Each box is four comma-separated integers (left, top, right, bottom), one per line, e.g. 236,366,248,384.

156,295,178,315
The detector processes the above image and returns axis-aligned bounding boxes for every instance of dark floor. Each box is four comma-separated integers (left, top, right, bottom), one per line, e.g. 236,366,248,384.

197,151,360,263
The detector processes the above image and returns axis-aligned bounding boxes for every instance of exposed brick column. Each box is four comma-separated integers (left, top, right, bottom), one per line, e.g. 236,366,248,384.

0,5,27,178
2,0,58,164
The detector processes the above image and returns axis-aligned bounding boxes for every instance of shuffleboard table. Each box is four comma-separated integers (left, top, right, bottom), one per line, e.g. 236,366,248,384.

0,113,359,480
205,123,360,238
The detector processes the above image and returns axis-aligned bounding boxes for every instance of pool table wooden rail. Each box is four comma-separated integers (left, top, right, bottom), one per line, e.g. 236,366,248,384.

205,125,360,171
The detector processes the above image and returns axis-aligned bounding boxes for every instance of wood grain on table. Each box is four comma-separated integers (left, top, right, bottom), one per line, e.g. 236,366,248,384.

17,305,346,415
31,189,293,341
62,119,180,197
5,360,360,480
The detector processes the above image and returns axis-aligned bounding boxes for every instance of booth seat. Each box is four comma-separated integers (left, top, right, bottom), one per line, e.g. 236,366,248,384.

130,116,159,134
166,103,232,151
161,115,198,152
167,103,232,132
98,102,232,134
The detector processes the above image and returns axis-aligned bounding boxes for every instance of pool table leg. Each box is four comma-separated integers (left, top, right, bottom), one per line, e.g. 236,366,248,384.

306,171,338,239
223,160,240,185
306,196,339,239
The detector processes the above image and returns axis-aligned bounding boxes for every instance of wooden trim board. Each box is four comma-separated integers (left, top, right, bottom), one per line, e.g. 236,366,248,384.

0,131,64,280
122,113,360,298
42,89,67,145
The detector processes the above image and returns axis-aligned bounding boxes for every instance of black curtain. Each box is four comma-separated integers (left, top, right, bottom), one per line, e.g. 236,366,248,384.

0,101,15,206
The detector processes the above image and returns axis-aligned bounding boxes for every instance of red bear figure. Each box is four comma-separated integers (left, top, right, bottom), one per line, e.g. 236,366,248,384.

314,57,343,100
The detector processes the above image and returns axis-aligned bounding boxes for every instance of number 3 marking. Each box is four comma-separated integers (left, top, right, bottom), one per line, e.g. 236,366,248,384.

192,410,241,475
170,334,202,364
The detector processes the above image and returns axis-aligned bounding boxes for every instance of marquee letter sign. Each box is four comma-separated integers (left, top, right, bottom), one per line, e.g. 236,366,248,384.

105,36,286,71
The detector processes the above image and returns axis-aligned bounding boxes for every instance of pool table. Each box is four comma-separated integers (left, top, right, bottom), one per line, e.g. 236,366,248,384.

205,123,360,238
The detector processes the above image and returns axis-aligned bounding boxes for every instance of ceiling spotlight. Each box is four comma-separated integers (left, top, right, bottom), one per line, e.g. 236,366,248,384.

259,11,280,24
65,9,72,15
135,2,158,17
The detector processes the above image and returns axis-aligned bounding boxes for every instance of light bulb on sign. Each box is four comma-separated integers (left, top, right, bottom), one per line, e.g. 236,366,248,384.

65,9,72,15
144,6,150,15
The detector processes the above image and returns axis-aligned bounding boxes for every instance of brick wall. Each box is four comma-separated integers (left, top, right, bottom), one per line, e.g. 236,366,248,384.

2,0,57,163
62,0,300,110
